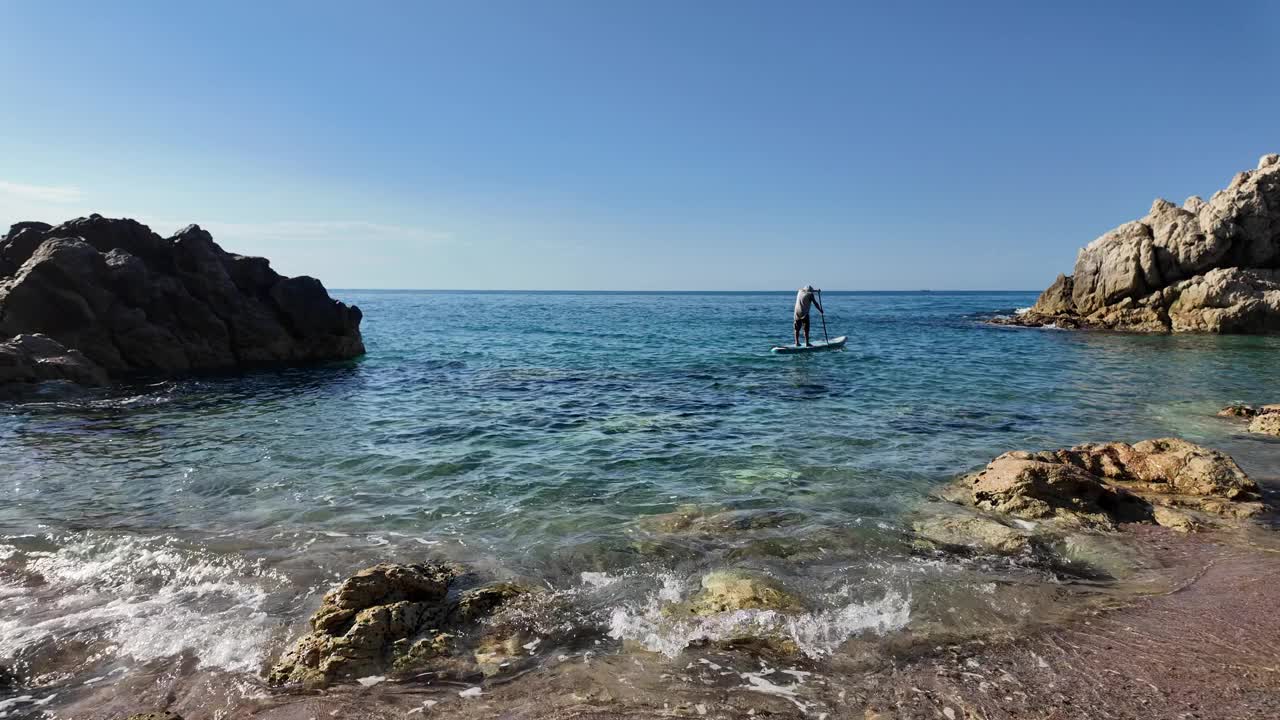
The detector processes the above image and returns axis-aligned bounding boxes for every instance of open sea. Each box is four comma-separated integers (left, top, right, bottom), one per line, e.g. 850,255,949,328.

2,290,1279,717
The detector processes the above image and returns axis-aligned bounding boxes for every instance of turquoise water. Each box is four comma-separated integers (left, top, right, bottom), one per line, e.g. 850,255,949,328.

2,291,1279,714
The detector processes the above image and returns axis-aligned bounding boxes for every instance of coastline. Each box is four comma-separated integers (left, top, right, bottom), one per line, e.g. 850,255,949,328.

50,521,1280,719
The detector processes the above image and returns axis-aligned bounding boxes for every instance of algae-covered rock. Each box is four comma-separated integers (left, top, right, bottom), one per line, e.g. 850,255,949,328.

473,631,532,677
1048,532,1153,581
1151,506,1200,533
681,570,805,616
911,507,1034,555
634,505,798,536
451,582,533,624
269,563,531,687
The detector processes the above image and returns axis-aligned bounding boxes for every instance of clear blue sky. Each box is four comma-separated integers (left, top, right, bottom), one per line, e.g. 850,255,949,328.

1,1,1276,290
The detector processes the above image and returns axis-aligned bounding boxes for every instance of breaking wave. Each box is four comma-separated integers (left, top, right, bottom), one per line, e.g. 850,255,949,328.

0,532,287,678
598,572,911,658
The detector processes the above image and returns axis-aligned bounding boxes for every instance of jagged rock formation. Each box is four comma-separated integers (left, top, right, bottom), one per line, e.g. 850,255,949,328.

1004,154,1280,332
939,438,1266,531
269,563,533,686
0,215,364,383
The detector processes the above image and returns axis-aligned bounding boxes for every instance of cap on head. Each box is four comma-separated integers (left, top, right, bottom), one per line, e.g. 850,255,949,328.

803,285,815,292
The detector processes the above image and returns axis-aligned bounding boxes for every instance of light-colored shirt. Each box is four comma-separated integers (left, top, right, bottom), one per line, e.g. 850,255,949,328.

794,288,819,318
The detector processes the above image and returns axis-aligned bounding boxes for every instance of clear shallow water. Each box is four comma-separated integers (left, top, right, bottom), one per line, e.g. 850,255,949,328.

2,291,1279,715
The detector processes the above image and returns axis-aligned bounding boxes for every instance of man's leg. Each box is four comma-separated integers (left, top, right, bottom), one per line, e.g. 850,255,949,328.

803,316,811,346
793,317,801,345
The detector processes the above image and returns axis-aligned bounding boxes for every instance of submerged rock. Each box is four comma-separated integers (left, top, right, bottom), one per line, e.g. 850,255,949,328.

268,563,532,686
652,569,807,656
911,506,1035,555
0,215,364,384
944,438,1265,532
633,505,800,536
683,570,805,616
1001,154,1280,333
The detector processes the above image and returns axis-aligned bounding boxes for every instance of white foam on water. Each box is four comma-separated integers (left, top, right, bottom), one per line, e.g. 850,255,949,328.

0,693,56,718
0,532,285,675
579,571,619,588
605,574,911,659
1015,307,1032,316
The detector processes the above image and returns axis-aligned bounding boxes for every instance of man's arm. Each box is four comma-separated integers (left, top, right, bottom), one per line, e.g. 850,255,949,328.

813,294,823,313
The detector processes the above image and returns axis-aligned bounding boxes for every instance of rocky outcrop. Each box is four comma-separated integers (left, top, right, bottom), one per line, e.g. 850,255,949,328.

0,333,107,386
1218,403,1280,437
941,438,1266,532
269,563,533,687
0,215,363,383
1003,154,1280,333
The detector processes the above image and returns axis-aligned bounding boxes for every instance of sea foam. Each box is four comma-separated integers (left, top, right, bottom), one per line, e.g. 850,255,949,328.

0,532,285,676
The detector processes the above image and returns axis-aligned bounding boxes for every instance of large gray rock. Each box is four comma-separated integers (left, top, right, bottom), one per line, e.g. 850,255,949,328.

1006,154,1280,333
0,215,364,381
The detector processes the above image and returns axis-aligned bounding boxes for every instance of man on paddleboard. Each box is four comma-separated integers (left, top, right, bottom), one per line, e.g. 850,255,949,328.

793,285,823,346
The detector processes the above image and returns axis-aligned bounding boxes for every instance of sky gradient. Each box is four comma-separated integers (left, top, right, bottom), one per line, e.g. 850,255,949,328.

1,1,1277,290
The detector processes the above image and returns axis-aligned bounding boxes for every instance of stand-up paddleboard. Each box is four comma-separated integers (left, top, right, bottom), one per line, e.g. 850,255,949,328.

771,336,847,354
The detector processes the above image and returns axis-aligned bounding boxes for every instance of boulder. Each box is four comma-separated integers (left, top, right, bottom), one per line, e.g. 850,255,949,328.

1003,154,1280,333
268,563,531,686
0,333,107,386
1249,413,1280,437
0,215,364,383
944,439,1265,530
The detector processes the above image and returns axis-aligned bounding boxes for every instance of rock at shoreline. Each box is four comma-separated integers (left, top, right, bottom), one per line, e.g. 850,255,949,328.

683,570,805,616
269,563,533,686
911,506,1035,554
0,333,107,387
1216,403,1280,437
1000,154,1280,333
1249,413,1280,437
943,438,1265,532
0,215,364,383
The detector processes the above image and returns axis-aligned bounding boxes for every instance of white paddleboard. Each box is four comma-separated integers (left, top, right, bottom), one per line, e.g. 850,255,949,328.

771,336,847,354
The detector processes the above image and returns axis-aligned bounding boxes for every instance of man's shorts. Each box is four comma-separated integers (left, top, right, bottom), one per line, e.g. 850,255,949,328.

793,314,809,333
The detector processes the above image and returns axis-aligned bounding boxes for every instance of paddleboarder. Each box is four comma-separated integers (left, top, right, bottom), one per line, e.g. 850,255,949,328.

793,285,823,347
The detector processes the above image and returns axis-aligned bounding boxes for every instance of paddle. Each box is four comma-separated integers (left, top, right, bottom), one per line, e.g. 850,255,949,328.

818,290,829,343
